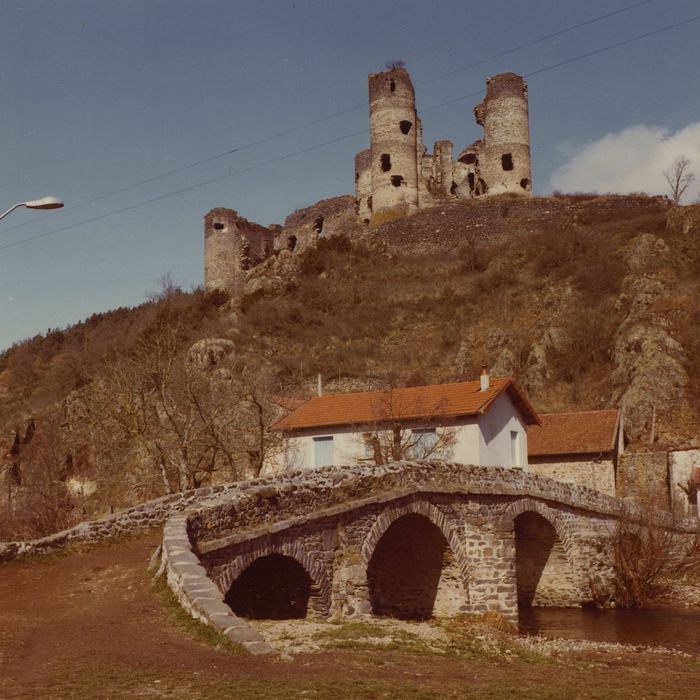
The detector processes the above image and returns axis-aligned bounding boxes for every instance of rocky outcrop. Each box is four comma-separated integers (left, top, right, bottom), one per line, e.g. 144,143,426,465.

613,234,692,442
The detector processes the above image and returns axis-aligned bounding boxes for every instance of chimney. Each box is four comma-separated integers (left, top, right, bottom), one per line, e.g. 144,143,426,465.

317,374,323,397
480,365,490,392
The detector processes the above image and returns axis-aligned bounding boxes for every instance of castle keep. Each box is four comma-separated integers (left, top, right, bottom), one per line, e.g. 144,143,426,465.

204,67,532,294
354,67,532,224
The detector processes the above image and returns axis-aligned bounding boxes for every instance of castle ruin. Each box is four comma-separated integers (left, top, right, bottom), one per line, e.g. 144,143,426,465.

204,67,532,295
355,67,532,225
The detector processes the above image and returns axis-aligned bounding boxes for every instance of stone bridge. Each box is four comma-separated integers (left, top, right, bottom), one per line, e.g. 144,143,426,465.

161,461,697,654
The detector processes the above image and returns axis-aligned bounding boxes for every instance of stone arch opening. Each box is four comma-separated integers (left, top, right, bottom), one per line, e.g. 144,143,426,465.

225,554,312,620
399,120,412,135
514,511,578,608
367,513,463,620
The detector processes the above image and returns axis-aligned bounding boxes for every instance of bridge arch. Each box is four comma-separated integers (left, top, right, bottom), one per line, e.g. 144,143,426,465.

361,500,469,619
218,539,331,618
503,498,586,607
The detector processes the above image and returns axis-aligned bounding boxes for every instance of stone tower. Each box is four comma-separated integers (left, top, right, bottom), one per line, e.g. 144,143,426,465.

204,208,275,294
473,73,531,196
367,67,420,219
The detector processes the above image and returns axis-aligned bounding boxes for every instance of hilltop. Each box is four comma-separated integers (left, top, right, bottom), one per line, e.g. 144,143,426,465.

1,193,699,539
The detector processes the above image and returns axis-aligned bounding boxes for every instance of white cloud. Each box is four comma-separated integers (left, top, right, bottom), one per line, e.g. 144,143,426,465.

548,122,700,202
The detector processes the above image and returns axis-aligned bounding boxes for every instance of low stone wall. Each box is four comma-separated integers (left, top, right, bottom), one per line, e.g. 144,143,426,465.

0,483,244,562
161,514,272,654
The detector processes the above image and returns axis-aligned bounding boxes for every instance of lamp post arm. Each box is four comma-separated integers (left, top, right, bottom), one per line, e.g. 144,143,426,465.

0,202,26,222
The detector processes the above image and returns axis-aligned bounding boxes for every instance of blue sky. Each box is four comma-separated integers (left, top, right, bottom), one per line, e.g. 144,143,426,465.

1,0,699,350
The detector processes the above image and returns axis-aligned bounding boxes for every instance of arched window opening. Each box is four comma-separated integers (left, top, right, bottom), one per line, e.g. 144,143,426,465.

399,120,412,135
225,554,312,620
380,154,391,172
501,153,514,171
287,235,297,252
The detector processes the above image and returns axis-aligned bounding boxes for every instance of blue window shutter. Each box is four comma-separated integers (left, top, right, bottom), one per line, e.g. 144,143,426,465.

313,436,334,468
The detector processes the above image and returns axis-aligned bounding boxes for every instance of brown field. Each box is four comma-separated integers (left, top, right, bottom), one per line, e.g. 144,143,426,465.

1,532,698,699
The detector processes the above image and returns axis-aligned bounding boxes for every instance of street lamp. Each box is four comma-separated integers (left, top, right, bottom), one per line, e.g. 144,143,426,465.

0,196,64,222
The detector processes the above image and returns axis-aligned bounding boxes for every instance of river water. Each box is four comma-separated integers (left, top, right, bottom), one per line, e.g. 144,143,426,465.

519,608,700,654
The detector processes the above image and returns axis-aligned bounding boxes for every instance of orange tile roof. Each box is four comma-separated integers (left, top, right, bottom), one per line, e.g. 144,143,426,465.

271,377,540,432
528,409,620,457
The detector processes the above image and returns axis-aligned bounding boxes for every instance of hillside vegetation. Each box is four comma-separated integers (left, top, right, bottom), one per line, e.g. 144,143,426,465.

2,194,699,539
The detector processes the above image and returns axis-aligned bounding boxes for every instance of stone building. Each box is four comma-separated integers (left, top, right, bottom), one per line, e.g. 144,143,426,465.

354,67,532,225
204,66,534,294
204,208,276,295
527,409,624,496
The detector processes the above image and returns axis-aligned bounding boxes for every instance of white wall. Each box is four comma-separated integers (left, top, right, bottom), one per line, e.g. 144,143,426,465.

274,391,530,473
668,449,700,515
477,392,528,469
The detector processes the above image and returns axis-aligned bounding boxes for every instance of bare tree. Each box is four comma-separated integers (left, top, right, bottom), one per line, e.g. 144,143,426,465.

664,156,695,205
83,324,286,497
357,386,456,465
612,494,699,608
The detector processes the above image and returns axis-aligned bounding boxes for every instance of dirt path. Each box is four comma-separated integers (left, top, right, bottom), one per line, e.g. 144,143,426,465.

1,532,698,699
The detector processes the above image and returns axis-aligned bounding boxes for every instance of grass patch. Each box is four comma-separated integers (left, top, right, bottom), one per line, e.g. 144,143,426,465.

150,574,245,654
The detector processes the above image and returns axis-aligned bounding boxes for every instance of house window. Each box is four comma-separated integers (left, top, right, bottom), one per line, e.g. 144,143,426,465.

510,431,521,467
313,436,334,468
412,429,438,458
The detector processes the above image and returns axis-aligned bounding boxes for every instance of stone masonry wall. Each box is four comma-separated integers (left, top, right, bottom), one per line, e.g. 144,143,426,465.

373,194,669,254
529,457,616,497
160,461,697,654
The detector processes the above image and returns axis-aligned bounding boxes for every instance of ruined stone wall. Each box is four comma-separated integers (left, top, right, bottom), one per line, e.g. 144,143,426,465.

278,195,363,253
529,456,616,497
368,67,420,219
374,194,669,254
354,150,372,224
472,72,531,197
204,208,275,294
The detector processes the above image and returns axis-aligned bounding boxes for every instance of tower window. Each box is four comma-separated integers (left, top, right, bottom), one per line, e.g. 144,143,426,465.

501,153,514,171
391,175,404,187
287,235,297,252
399,120,412,135
461,153,476,165
520,178,530,190
389,79,396,92
380,154,391,172
213,223,225,230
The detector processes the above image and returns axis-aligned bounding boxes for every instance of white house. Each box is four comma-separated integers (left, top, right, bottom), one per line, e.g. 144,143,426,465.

271,371,540,472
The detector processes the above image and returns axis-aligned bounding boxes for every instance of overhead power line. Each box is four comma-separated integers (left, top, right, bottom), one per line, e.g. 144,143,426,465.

0,0,658,238
1,11,697,253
